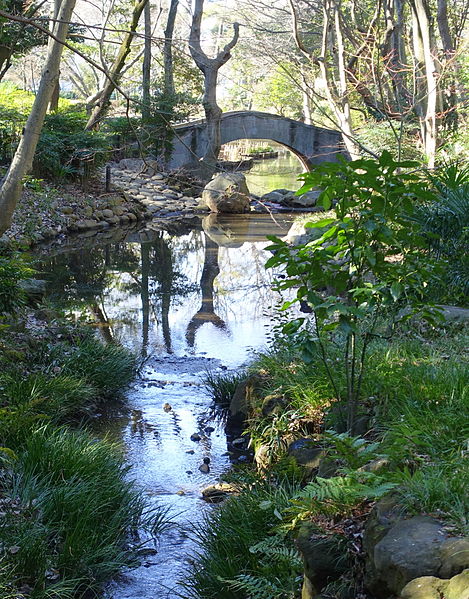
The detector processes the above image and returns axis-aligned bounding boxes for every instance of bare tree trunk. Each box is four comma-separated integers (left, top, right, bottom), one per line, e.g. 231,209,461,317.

48,0,61,112
49,81,60,111
437,0,460,128
85,0,149,130
0,47,12,82
300,63,312,124
0,0,77,236
163,0,179,99
409,0,440,166
142,0,152,120
288,0,359,158
189,0,239,177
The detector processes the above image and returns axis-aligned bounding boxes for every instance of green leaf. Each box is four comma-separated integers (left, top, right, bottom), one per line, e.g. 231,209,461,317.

305,218,336,229
282,319,305,335
390,282,403,301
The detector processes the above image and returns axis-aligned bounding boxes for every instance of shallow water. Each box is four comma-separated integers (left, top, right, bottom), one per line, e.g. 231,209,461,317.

37,214,295,598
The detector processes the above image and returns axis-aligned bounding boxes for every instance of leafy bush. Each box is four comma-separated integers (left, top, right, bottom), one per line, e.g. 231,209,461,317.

266,152,441,433
356,120,425,162
0,83,74,166
33,110,111,181
412,167,469,302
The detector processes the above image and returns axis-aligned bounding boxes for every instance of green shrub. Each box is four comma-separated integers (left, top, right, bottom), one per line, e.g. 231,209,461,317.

266,152,441,434
0,83,75,166
413,178,469,302
356,120,425,162
33,110,111,181
0,425,166,597
0,252,33,315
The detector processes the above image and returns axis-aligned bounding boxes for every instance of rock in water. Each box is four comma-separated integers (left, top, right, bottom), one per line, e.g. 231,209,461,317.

201,173,250,214
190,433,201,442
199,457,211,473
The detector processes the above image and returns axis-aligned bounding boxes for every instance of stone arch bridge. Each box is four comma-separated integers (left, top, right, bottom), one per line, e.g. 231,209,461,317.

166,110,345,170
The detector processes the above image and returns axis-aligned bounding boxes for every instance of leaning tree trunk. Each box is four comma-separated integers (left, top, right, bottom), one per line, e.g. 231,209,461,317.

85,0,149,130
189,0,239,178
0,0,77,236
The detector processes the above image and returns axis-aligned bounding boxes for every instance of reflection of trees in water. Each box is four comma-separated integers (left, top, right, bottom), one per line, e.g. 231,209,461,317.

213,244,278,323
186,234,227,348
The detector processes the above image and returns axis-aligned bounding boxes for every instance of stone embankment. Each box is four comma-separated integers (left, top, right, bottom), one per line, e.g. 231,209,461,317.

110,158,203,216
1,157,324,248
0,159,206,248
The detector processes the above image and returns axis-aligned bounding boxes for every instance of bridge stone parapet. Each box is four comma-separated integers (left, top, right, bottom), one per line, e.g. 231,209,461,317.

166,111,345,171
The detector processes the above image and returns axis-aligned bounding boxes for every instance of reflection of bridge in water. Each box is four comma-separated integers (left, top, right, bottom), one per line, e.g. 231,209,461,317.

167,111,345,170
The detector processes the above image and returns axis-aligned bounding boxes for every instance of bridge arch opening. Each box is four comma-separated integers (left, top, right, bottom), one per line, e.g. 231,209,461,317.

218,139,306,196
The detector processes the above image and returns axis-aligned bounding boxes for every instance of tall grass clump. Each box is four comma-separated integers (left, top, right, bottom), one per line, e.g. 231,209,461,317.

182,479,302,599
60,337,136,398
201,369,246,407
0,373,96,432
0,425,165,597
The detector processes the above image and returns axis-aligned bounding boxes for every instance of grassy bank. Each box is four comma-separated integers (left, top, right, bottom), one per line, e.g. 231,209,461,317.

187,326,468,598
0,254,166,598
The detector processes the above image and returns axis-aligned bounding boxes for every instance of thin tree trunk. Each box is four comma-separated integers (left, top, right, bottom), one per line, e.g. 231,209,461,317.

409,0,440,166
49,81,60,111
0,0,77,236
189,0,239,177
48,0,62,112
85,0,149,130
142,0,152,120
437,0,459,127
163,0,179,99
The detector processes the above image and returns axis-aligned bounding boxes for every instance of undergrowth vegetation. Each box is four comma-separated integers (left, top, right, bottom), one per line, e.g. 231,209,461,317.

190,328,468,598
188,157,468,599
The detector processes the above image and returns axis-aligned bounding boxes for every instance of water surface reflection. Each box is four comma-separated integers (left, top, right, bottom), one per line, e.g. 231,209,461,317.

37,214,295,597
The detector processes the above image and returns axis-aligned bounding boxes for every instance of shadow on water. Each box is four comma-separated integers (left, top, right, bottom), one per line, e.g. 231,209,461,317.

35,214,295,598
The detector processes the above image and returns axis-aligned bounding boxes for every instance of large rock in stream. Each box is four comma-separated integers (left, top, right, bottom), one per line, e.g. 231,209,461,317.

201,173,251,213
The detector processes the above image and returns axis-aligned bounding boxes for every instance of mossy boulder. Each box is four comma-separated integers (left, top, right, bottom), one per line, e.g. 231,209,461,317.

400,569,469,599
287,438,325,476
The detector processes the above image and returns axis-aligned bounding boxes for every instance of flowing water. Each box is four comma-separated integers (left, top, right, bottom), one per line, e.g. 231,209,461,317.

38,214,295,598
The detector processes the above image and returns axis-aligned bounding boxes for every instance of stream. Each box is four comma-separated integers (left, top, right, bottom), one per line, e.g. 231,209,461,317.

37,214,296,598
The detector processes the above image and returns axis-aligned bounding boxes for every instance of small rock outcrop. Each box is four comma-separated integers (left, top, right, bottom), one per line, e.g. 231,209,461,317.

287,438,325,476
201,482,238,503
228,374,263,428
201,173,251,214
296,522,351,598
